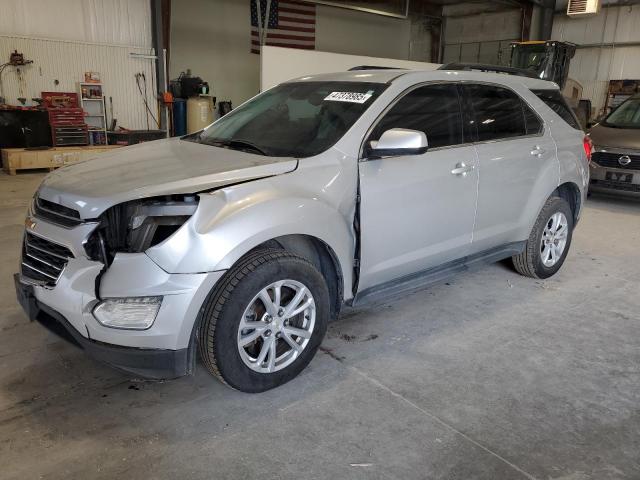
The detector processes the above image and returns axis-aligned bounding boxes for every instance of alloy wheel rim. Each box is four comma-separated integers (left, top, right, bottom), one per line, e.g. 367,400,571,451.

237,279,316,374
540,212,568,267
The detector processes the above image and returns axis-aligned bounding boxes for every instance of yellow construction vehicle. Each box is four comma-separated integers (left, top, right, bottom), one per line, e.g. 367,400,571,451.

509,40,591,127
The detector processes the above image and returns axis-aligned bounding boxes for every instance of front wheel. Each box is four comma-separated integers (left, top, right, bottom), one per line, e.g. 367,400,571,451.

198,249,330,393
512,196,574,279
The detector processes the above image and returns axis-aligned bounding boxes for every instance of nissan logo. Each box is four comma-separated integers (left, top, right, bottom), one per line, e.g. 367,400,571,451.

618,155,632,166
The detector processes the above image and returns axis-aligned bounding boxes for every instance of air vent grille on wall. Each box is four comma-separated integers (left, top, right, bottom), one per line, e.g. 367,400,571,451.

567,0,601,17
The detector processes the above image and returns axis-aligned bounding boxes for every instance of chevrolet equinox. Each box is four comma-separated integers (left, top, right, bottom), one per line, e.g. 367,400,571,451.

15,69,590,392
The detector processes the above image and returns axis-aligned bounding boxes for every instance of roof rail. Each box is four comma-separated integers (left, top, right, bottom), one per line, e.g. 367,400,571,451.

438,62,539,79
348,65,405,71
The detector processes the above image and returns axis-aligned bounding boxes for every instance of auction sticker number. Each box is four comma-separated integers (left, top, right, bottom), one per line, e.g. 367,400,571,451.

324,91,372,104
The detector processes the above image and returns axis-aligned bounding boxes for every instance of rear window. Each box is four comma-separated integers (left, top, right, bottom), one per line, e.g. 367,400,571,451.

532,89,581,130
465,84,534,142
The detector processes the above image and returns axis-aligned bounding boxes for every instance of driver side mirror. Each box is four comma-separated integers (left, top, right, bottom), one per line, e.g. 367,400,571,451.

368,128,428,158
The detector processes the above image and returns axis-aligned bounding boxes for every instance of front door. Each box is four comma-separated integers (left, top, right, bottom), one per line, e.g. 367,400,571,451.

357,83,479,292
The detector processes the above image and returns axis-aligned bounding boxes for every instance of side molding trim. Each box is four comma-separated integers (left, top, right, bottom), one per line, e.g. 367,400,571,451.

351,241,526,307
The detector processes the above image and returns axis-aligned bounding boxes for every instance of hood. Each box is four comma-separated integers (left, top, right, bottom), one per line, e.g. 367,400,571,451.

38,138,298,219
588,123,640,151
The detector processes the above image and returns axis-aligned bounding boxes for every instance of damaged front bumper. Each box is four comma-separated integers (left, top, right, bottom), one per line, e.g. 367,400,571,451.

15,274,193,379
15,218,225,379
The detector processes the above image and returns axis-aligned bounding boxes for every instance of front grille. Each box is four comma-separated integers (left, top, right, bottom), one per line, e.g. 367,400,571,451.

21,232,74,286
591,179,640,192
33,196,82,227
592,152,640,170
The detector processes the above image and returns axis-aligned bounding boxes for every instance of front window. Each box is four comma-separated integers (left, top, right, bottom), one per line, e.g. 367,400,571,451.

603,97,640,129
369,84,464,149
186,81,387,157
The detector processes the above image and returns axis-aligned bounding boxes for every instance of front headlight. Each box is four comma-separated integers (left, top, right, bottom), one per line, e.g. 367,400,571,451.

93,296,163,330
85,195,199,264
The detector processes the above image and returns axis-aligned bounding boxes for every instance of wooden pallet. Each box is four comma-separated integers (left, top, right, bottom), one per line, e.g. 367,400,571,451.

1,145,121,175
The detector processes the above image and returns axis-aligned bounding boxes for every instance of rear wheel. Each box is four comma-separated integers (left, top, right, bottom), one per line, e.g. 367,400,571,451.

512,196,574,279
198,249,329,393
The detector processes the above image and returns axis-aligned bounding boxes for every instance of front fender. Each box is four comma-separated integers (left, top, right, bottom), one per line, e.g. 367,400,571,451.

145,180,355,292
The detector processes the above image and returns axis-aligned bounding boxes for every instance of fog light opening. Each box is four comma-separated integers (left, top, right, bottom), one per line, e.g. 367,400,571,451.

93,296,163,330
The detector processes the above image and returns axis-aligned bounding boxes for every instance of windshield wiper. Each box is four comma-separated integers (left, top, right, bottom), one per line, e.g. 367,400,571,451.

226,139,269,156
182,130,204,142
203,138,270,156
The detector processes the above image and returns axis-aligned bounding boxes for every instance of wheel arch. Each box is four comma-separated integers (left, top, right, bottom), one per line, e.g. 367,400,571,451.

245,234,344,320
553,181,581,224
516,179,582,242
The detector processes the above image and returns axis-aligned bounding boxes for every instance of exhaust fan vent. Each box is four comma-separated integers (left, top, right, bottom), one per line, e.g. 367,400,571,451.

567,0,601,17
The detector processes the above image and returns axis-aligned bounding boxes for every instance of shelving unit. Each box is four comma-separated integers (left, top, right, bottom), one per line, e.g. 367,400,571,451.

77,82,107,145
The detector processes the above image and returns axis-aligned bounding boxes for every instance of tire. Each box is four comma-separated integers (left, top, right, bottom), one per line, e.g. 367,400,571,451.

512,196,574,279
198,248,330,393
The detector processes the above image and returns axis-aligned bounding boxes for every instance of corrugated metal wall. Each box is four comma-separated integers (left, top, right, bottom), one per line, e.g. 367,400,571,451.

442,7,522,65
0,0,151,47
553,4,640,117
0,35,158,131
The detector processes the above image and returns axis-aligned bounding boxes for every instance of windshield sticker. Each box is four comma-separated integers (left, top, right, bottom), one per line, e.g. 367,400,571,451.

324,91,373,104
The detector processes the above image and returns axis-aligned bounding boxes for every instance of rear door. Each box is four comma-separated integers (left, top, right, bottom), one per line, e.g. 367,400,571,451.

462,83,557,253
357,83,479,292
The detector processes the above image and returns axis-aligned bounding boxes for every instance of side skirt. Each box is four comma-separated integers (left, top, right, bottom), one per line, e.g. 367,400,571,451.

350,241,526,308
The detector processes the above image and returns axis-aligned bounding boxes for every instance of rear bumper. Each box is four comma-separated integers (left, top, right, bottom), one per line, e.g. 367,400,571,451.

15,274,191,379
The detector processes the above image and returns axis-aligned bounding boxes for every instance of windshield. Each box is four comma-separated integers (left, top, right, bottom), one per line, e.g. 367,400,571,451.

185,81,387,157
603,97,640,129
511,44,547,73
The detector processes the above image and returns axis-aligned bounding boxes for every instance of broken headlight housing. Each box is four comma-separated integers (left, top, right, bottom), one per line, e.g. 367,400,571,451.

85,194,198,264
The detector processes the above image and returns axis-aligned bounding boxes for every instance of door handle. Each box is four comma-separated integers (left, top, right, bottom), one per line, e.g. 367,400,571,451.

451,162,474,176
531,145,545,157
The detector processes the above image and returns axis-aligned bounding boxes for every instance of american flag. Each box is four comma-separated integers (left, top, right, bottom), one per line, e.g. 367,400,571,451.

250,0,316,54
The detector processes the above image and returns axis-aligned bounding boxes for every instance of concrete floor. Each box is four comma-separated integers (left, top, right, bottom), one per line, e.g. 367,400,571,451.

1,171,639,480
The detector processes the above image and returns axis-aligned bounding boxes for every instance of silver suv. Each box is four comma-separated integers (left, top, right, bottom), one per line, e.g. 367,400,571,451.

15,70,590,392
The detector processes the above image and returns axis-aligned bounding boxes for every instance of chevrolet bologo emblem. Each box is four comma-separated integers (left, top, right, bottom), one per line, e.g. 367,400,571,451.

25,217,37,230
